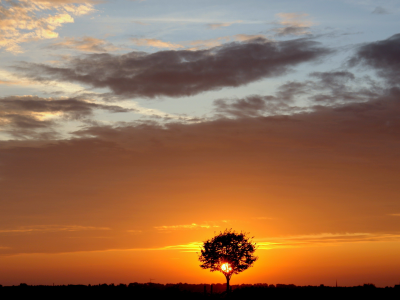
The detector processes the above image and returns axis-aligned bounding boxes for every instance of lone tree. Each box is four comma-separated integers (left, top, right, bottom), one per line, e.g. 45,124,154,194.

198,229,258,293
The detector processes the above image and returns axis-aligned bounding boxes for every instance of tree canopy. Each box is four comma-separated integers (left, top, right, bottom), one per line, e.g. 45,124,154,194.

198,229,258,292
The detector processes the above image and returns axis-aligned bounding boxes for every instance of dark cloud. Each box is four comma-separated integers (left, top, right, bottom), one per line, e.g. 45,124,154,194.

274,26,311,37
307,71,373,103
14,38,332,98
0,96,131,138
0,96,129,116
214,95,296,117
349,34,400,85
284,71,379,104
309,71,355,88
70,87,400,150
214,71,381,117
215,96,270,117
275,81,311,102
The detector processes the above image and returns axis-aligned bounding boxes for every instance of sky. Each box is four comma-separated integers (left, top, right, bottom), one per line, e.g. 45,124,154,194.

1,0,400,287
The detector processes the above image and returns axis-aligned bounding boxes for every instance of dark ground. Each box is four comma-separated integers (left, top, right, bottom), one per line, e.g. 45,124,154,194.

1,282,399,300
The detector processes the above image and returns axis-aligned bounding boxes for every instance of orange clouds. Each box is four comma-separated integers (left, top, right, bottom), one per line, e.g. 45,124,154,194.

273,13,314,36
0,0,95,53
131,38,183,49
49,36,121,52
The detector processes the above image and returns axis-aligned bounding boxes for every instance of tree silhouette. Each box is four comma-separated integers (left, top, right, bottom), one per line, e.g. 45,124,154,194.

198,229,258,293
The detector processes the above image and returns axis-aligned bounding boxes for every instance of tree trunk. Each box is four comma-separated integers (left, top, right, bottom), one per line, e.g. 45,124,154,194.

226,275,230,293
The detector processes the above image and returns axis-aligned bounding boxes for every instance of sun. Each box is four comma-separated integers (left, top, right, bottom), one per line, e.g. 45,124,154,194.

221,263,232,273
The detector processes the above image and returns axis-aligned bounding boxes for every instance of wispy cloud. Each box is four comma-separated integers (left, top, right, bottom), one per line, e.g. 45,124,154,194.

0,68,87,94
0,95,131,139
129,34,267,51
4,232,400,257
0,225,110,234
147,232,400,252
207,21,242,30
187,34,267,50
256,232,400,249
151,232,400,253
0,242,204,256
131,38,183,49
186,36,231,50
154,223,219,230
273,13,313,36
156,242,203,252
49,36,120,52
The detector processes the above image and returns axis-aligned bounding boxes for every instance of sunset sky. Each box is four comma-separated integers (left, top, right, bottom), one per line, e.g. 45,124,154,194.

1,0,400,287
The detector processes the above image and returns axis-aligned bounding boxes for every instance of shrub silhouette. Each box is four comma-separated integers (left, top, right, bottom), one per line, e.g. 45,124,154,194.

198,229,258,293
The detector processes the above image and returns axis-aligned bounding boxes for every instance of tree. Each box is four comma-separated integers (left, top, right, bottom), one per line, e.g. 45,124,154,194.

198,229,258,293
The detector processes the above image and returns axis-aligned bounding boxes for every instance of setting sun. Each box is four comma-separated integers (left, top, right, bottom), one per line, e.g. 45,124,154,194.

221,263,232,273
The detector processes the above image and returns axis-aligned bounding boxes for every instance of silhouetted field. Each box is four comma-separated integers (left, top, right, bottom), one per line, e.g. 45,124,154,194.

1,282,400,299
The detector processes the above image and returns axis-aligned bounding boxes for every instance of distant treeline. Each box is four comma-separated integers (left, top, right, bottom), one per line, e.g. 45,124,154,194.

1,282,400,299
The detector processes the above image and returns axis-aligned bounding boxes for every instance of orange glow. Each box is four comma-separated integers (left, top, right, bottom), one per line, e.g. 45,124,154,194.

1,102,400,287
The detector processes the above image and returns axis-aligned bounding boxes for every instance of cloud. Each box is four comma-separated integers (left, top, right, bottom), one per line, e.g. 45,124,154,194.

0,225,110,234
185,34,268,50
131,38,183,49
273,13,313,36
148,232,400,252
276,13,313,28
0,0,95,53
348,33,400,85
63,84,400,161
154,223,219,230
0,95,131,138
213,70,381,118
233,34,267,42
185,36,232,50
207,21,242,30
256,232,400,249
372,6,389,14
0,68,90,94
130,36,263,51
49,36,120,52
30,0,100,5
155,242,203,252
74,242,206,253
3,229,400,255
214,95,276,117
306,71,381,103
14,38,331,98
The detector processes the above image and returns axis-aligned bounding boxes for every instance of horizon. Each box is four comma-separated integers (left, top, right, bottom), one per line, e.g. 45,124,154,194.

1,0,400,288
1,282,396,288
